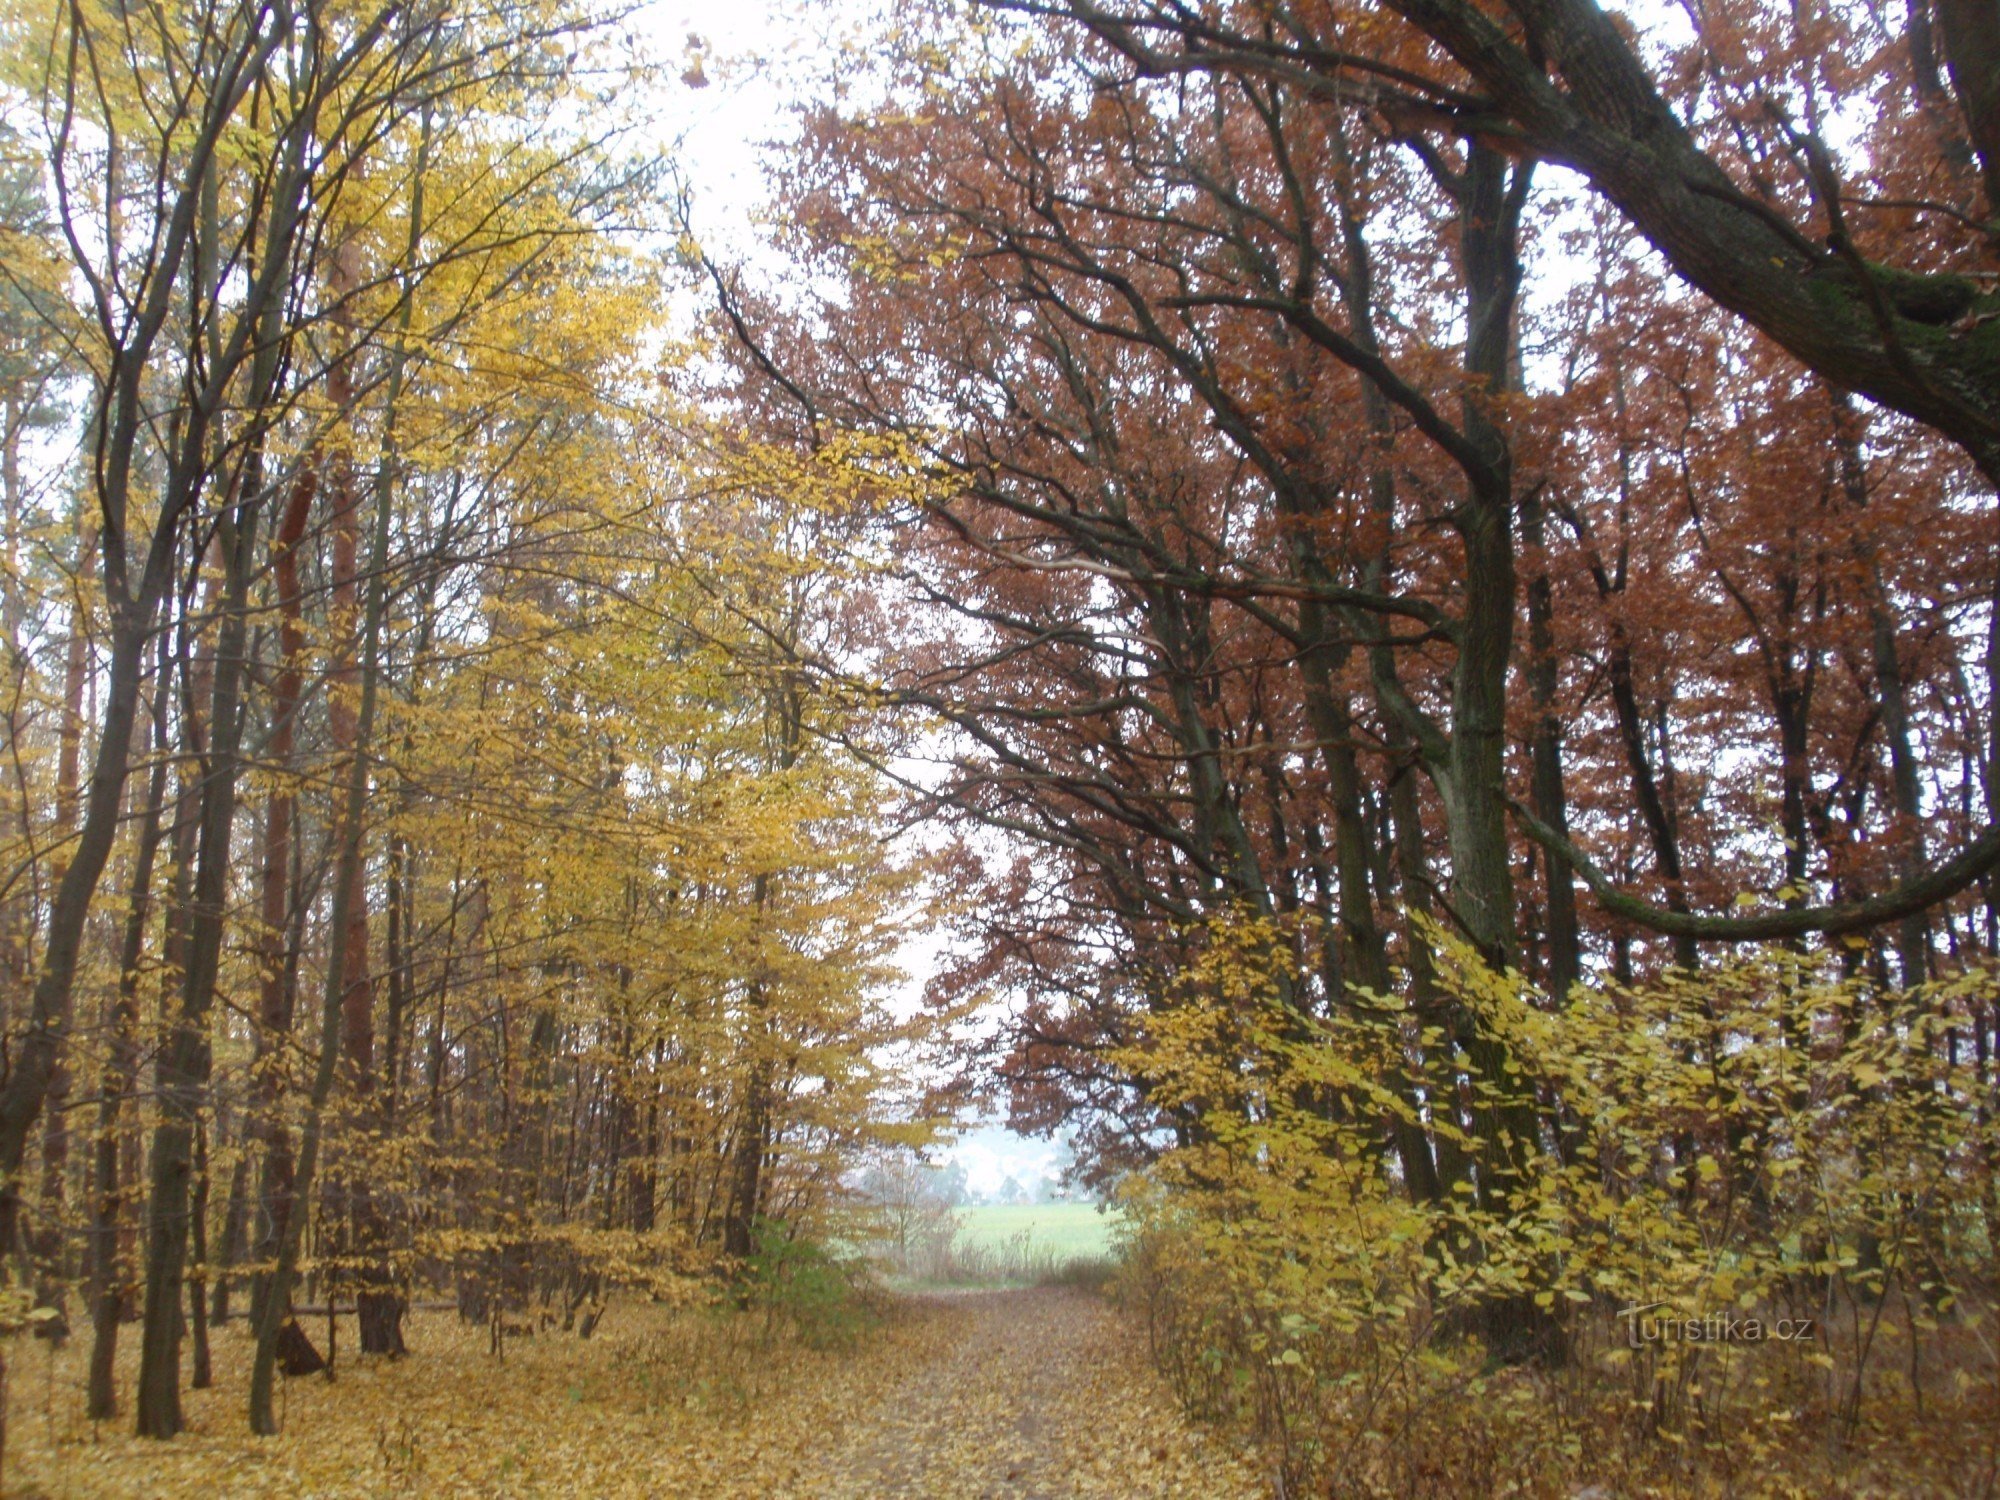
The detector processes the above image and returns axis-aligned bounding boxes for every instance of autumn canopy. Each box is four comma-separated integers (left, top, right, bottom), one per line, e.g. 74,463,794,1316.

0,0,1994,1491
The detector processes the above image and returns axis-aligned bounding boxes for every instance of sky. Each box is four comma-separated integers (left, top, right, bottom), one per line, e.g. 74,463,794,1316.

634,1,846,263
946,1122,1076,1200
628,1,1085,1200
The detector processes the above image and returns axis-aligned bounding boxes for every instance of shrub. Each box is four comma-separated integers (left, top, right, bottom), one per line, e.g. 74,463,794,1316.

743,1224,878,1350
1118,912,2000,1496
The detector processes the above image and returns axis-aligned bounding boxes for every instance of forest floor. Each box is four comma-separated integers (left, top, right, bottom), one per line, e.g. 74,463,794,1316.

4,1286,1264,1497
795,1287,1261,1498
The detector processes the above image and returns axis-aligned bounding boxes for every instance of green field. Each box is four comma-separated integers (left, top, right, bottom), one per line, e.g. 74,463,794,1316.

864,1199,1127,1287
953,1201,1123,1258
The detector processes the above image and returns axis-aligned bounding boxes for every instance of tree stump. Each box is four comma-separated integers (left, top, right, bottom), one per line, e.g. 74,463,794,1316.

275,1319,326,1377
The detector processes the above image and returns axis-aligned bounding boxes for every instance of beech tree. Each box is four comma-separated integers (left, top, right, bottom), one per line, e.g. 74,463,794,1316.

0,0,1990,1489
1025,0,2000,485
0,0,945,1448
709,0,2000,1365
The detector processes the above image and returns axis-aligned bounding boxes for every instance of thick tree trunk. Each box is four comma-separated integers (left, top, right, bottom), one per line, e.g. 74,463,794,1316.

1931,0,2000,222
135,492,262,1438
1436,147,1561,1361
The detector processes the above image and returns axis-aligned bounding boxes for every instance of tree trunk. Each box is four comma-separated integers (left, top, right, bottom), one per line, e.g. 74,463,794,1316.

135,487,263,1438
1458,149,1565,1361
135,490,264,1432
212,1148,249,1325
724,873,776,1262
188,1114,212,1389
1834,394,1929,986
84,633,171,1420
0,609,152,1273
248,463,313,1332
723,1049,771,1261
34,514,94,1320
1520,484,1579,1000
251,363,402,1432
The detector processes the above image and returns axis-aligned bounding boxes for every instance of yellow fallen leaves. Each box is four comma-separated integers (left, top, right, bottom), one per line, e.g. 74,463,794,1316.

802,1288,1263,1499
8,1288,1262,1497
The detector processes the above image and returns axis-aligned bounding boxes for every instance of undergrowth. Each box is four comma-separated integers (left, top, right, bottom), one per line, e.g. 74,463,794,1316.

1117,917,2000,1498
740,1226,882,1351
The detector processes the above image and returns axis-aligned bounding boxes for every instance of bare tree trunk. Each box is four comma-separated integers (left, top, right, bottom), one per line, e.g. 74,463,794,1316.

331,129,435,1354
211,1145,249,1325
84,632,171,1419
0,608,154,1272
0,0,300,1264
1834,394,1929,986
723,1048,770,1262
33,514,95,1314
723,865,783,1263
188,1113,212,1389
248,463,313,1332
0,389,29,1025
327,232,374,1093
314,211,394,1347
1553,328,1704,974
1521,483,1579,1001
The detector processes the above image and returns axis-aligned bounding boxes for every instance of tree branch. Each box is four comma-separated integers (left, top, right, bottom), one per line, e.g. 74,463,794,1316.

1507,797,2000,942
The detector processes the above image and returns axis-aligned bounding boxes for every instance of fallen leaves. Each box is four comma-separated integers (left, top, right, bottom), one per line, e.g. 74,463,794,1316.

9,1287,1261,1497
801,1287,1263,1499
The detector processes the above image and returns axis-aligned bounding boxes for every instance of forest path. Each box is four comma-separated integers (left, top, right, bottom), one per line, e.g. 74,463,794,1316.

789,1286,1264,1498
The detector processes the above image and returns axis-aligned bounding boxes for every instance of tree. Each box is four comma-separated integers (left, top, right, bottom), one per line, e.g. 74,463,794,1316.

710,0,2000,1362
1028,0,2000,486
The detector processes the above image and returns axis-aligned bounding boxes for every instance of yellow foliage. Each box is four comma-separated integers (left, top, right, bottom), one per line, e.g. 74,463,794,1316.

1117,909,2000,1496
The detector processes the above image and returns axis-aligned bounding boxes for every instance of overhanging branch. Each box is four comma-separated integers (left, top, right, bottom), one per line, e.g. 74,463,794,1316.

1507,798,2000,942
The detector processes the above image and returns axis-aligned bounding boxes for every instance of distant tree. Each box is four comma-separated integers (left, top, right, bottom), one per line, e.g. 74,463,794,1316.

860,1152,959,1260
933,1161,970,1207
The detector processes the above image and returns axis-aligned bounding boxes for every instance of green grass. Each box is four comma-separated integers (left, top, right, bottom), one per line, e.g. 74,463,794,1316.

870,1201,1126,1289
953,1202,1122,1258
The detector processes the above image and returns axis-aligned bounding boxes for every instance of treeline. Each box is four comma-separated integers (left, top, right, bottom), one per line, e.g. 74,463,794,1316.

710,0,2000,1488
0,0,921,1443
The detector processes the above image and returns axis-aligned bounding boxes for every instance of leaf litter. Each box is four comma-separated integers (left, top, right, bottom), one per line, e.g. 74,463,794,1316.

8,1287,1262,1497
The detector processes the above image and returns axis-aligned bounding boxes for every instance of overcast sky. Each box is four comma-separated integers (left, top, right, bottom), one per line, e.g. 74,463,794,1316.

629,1,1083,1200
636,1,840,262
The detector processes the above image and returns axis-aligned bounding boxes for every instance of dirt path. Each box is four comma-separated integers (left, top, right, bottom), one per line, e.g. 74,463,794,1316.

791,1287,1265,1499
10,1288,1262,1497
